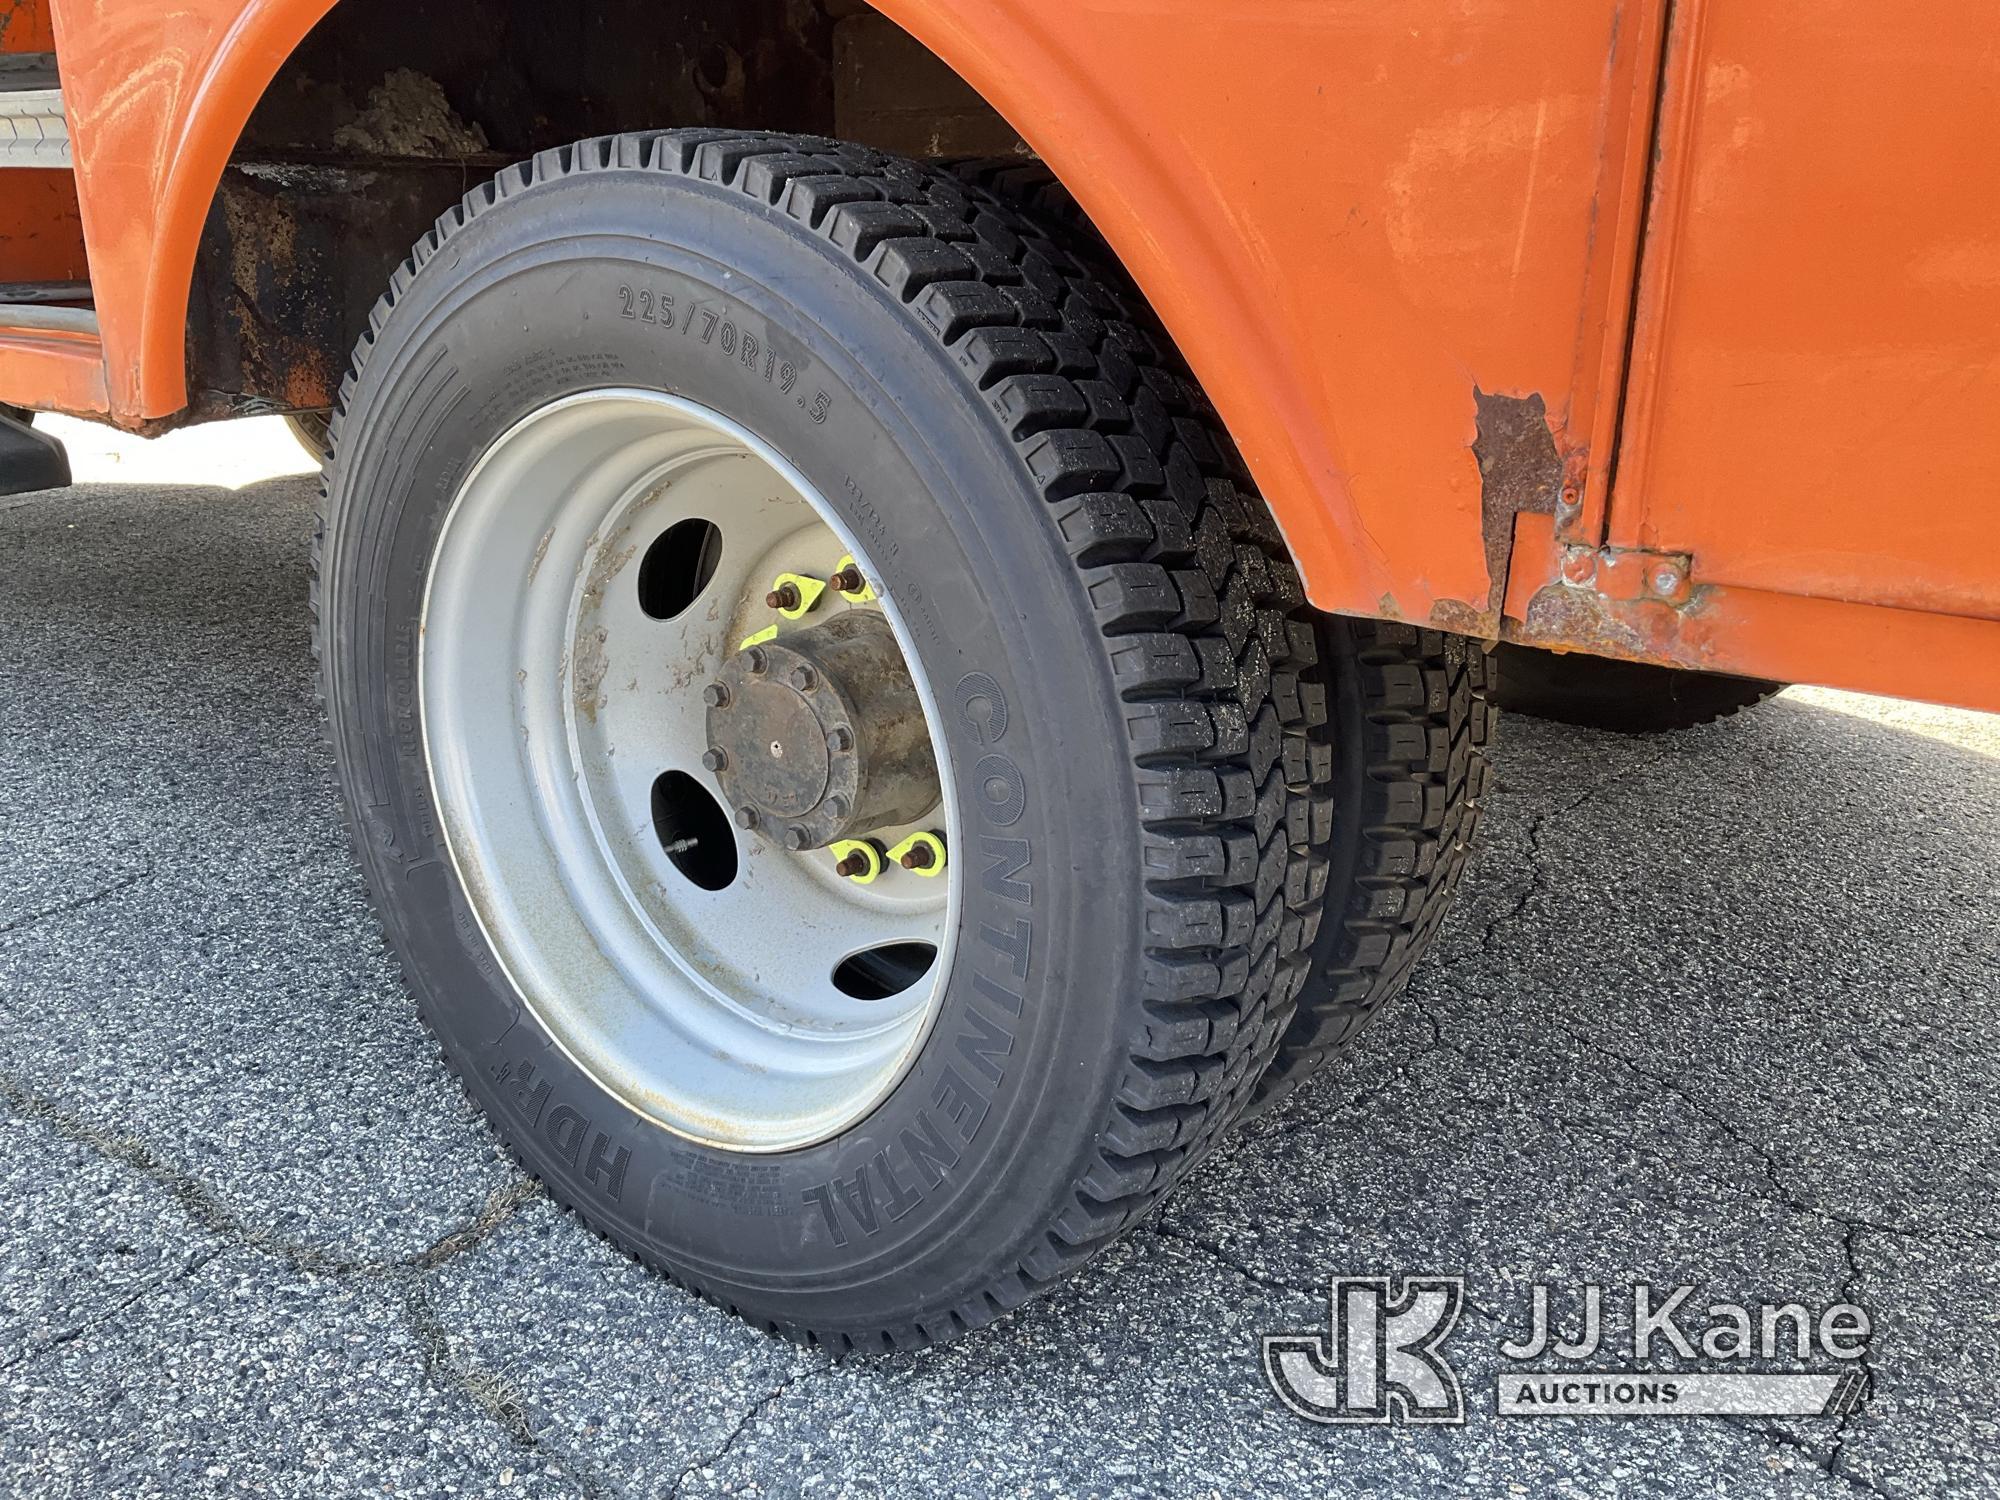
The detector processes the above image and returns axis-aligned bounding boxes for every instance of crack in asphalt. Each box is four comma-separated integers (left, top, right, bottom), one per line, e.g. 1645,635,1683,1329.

662,1365,835,1499
0,862,157,938
0,1248,223,1378
1440,760,1905,1495
0,1070,607,1493
404,1282,629,1500
0,1070,541,1281
1144,1220,1512,1330
1145,1222,1318,1302
0,1067,850,1500
1825,1221,1886,1496
1734,1417,1894,1499
1217,751,1919,1494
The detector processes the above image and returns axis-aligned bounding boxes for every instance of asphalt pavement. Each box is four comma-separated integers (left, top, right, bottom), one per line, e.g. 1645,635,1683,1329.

2,418,1997,1498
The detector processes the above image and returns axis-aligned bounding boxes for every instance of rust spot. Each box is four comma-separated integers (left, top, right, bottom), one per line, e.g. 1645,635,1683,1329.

1427,598,1485,636
1472,389,1564,624
1509,580,1722,670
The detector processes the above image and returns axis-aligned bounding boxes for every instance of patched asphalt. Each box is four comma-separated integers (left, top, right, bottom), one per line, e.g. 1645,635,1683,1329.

2,422,1997,1498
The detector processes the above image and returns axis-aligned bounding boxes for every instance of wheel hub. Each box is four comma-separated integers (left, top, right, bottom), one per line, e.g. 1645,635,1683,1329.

707,611,941,850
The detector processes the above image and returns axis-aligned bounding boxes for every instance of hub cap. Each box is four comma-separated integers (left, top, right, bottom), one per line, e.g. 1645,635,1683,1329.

419,390,957,1151
708,612,942,851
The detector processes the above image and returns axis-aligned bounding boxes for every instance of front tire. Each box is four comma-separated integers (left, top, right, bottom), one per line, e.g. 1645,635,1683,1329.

314,132,1334,1347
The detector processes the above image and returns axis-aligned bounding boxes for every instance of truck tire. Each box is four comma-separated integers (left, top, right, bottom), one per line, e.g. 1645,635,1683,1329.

286,411,332,462
1489,642,1781,733
943,160,1499,1122
314,131,1338,1348
1247,625,1494,1114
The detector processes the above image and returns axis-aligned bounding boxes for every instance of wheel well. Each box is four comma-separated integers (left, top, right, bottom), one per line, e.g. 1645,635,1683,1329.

185,0,1029,420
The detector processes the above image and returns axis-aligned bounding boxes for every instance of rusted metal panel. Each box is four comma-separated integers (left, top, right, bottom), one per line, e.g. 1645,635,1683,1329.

1460,388,1566,633
185,157,506,418
1500,509,2000,710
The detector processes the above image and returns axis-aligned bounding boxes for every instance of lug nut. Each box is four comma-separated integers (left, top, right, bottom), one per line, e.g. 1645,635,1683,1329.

745,647,768,675
735,806,759,829
766,582,801,611
700,747,727,772
900,842,937,871
825,795,849,820
827,726,853,753
834,850,870,878
783,826,811,851
789,664,818,692
830,564,865,594
702,682,730,708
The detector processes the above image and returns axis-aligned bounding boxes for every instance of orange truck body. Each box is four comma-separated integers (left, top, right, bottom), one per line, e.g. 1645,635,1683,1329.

5,0,1998,710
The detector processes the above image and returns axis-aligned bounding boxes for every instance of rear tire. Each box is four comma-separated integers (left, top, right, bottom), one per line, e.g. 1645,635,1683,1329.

1490,642,1781,733
940,160,1500,1121
285,411,332,462
1247,625,1493,1114
314,131,1335,1347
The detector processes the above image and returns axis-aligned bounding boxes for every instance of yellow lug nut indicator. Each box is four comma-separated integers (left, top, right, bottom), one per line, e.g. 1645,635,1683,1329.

765,572,827,619
830,839,884,883
830,555,875,603
886,830,947,876
740,572,830,649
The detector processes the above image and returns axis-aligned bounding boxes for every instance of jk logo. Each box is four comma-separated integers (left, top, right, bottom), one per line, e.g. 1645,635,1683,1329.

1263,1276,1466,1425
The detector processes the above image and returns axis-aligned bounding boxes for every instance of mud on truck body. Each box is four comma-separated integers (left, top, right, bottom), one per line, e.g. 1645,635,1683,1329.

2,0,1996,1347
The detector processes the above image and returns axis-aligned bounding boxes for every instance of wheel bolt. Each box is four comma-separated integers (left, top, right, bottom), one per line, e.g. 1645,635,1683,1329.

834,851,869,878
824,795,848,820
702,682,730,708
745,647,768,675
766,582,801,611
830,565,865,594
900,843,936,871
789,664,818,692
782,826,811,851
701,747,727,772
827,726,853,753
735,806,758,829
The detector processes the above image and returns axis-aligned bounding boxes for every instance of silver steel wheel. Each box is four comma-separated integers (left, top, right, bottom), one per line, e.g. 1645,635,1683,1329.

420,390,958,1151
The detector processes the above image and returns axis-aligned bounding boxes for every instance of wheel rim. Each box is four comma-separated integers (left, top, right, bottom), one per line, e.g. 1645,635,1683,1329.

420,390,958,1151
